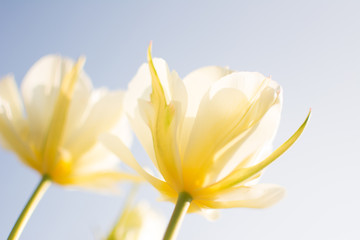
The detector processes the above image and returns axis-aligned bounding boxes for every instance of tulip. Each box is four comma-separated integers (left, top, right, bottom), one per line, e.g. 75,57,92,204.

1,55,137,240
102,45,310,239
106,188,165,240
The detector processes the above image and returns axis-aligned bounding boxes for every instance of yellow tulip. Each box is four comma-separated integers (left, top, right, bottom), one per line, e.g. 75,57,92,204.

1,55,138,240
0,55,136,188
102,45,310,238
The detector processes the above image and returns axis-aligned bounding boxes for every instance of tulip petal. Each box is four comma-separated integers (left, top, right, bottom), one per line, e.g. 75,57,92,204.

21,56,84,151
64,89,126,159
100,133,175,197
147,45,183,190
0,76,40,169
182,88,248,188
124,57,187,175
183,66,233,117
0,75,24,126
63,171,141,191
0,109,38,169
197,184,285,209
207,95,282,184
183,72,282,189
200,110,311,194
42,57,86,172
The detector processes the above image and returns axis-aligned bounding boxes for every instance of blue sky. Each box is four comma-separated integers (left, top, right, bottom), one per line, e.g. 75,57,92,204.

1,1,360,239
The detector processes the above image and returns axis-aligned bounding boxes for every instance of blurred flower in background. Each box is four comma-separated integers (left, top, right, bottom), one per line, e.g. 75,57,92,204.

106,198,166,240
0,55,137,190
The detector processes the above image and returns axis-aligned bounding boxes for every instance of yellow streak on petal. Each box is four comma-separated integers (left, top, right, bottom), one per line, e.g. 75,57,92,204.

147,44,182,191
42,57,86,174
198,110,311,195
147,43,167,106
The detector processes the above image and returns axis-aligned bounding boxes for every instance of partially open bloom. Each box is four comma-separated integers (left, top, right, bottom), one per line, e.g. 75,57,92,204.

106,200,166,240
0,55,136,190
103,46,310,213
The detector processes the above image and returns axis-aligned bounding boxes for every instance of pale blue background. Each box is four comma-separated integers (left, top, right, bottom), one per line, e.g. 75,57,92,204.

1,1,360,239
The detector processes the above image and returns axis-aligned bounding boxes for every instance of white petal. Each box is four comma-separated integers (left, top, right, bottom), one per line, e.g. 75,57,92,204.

21,55,92,150
71,143,118,174
183,66,232,117
203,73,282,183
0,75,24,126
64,89,126,159
61,77,92,142
199,184,285,209
215,97,282,181
128,99,157,168
182,88,249,187
209,72,279,100
111,114,133,148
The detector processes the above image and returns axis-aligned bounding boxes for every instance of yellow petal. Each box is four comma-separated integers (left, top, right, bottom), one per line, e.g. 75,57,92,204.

182,88,249,189
0,110,39,170
21,56,79,153
198,110,311,194
125,53,188,185
42,57,85,173
147,44,183,190
63,171,141,190
0,76,39,169
197,184,285,209
205,96,282,185
183,78,281,190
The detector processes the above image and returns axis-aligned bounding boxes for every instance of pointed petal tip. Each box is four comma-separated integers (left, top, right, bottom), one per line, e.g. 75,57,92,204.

302,108,312,129
76,56,86,69
147,42,153,62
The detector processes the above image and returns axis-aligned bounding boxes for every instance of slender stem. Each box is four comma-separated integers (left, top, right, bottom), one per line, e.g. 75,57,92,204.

8,175,51,240
163,192,192,240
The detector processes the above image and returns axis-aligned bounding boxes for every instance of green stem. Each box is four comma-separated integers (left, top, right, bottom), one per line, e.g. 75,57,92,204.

163,192,192,240
8,175,51,240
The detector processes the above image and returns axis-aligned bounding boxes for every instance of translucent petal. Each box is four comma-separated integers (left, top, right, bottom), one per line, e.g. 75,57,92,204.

41,57,86,172
63,171,140,192
183,73,282,189
124,57,187,175
182,88,249,189
0,110,38,169
0,75,24,127
64,89,125,160
147,46,183,191
183,66,233,117
210,97,282,183
20,55,91,159
209,72,279,100
100,133,175,197
197,184,285,209
199,110,311,194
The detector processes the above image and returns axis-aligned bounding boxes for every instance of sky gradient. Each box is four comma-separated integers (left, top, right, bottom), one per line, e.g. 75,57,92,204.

1,1,360,239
